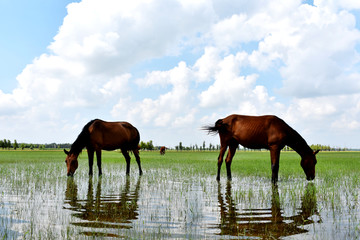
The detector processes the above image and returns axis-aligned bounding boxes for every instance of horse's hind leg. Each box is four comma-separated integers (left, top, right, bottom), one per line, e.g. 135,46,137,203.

96,150,102,176
270,147,280,184
217,145,227,181
133,149,143,176
121,149,131,176
225,142,237,181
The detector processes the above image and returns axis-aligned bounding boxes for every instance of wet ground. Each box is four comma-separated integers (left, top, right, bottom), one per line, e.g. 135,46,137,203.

1,163,359,239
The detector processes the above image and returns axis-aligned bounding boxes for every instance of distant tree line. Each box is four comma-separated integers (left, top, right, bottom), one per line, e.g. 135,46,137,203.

174,142,349,152
0,138,351,151
175,141,221,151
309,144,349,151
0,139,14,149
139,140,154,150
283,144,348,152
0,139,71,150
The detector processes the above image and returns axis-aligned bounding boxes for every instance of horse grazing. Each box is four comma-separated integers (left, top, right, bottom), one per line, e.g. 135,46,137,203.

160,146,166,155
64,119,142,177
204,114,319,183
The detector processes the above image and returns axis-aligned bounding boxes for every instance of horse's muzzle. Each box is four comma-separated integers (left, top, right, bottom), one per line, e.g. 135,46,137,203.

67,172,74,177
307,176,315,181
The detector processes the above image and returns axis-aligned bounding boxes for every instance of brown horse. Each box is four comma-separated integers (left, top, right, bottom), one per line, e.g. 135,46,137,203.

64,119,142,177
160,146,166,155
204,114,319,183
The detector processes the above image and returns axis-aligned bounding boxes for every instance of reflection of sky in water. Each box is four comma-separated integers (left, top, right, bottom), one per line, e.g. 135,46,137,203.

0,202,27,239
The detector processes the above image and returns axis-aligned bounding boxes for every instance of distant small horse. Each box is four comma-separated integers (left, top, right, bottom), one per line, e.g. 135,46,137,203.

64,119,143,177
160,146,166,155
204,114,319,183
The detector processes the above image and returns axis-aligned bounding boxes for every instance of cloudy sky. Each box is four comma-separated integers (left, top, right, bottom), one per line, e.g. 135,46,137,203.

1,0,360,149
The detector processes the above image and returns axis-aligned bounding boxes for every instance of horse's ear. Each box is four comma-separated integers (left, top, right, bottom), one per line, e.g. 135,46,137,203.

314,150,320,155
64,149,69,155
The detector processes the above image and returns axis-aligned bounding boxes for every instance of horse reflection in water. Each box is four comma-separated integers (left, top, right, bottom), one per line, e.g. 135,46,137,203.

64,177,141,237
213,182,321,239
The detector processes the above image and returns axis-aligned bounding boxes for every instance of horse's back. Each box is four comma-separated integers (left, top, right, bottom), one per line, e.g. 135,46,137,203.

89,120,140,150
221,115,290,148
223,114,282,131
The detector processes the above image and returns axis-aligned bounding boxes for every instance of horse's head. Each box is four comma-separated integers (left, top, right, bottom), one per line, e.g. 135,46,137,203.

301,150,319,180
64,149,79,177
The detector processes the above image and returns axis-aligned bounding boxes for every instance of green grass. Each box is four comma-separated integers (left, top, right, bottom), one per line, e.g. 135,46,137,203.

1,149,359,180
138,150,360,181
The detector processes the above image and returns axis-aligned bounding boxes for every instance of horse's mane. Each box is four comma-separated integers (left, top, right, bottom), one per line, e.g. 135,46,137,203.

286,124,313,156
70,119,99,154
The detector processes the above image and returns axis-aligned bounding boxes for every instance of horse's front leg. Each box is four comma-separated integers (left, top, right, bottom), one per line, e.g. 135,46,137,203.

87,149,95,176
96,150,102,176
217,145,227,181
270,147,280,184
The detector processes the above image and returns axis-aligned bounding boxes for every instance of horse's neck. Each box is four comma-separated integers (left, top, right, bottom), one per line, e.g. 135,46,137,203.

70,134,87,154
286,129,312,157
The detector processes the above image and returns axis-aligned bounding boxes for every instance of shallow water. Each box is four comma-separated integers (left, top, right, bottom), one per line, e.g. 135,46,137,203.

0,165,359,239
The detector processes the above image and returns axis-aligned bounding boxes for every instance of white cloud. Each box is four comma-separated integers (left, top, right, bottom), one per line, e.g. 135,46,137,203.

99,74,131,97
49,0,215,73
3,0,216,114
209,1,360,97
260,4,360,97
197,50,280,114
283,93,360,143
1,0,360,148
112,62,194,128
192,47,221,82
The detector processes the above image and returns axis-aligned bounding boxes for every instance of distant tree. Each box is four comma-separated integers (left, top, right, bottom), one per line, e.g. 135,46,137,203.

202,141,206,151
209,143,214,151
13,140,19,150
195,144,198,151
21,143,25,150
179,142,183,151
140,141,147,150
147,140,154,150
139,140,154,150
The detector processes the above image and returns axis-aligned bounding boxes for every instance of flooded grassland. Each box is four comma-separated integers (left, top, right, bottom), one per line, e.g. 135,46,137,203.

0,150,359,239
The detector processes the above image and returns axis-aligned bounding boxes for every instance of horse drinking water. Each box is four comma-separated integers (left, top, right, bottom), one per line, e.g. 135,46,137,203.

204,114,319,183
64,119,143,177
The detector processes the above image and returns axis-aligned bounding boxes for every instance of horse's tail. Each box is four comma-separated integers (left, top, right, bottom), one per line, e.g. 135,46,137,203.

203,119,228,135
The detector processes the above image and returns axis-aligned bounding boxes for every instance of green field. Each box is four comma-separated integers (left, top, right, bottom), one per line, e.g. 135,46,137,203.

0,149,358,177
0,150,359,239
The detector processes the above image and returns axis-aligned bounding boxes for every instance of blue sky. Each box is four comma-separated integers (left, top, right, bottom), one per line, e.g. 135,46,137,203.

0,0,81,92
1,0,360,149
